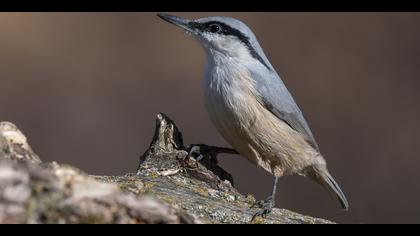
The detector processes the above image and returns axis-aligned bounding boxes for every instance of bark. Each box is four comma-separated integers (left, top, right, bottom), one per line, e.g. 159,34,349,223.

0,116,333,224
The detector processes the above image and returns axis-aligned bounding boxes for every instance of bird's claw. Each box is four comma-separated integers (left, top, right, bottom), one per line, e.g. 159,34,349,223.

251,200,262,209
251,196,274,208
187,145,204,162
252,208,271,221
184,144,238,163
251,197,275,221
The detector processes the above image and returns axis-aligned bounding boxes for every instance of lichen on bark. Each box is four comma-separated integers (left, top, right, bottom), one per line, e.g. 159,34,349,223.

0,117,333,224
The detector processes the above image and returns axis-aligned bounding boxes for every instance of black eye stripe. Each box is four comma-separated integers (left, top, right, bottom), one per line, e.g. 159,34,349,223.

188,22,205,31
209,24,221,33
203,22,230,34
192,21,271,71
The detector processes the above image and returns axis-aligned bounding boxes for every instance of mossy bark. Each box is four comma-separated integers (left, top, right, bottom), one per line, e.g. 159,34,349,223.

0,117,333,224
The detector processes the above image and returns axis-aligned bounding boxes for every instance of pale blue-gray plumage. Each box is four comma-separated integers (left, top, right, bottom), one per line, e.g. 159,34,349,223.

158,13,348,219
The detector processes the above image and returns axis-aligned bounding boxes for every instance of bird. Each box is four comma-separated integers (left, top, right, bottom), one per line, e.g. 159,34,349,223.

157,13,348,219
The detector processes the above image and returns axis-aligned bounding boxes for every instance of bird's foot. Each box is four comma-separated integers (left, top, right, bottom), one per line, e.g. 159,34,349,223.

184,144,238,163
251,197,275,221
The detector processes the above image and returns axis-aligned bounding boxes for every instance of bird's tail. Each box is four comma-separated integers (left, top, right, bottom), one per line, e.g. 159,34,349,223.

306,165,349,210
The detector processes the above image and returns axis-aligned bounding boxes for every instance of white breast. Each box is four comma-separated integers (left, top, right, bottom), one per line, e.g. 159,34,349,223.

203,55,262,164
201,53,319,177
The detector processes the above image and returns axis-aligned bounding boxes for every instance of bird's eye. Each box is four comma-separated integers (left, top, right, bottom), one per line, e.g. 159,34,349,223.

208,24,222,33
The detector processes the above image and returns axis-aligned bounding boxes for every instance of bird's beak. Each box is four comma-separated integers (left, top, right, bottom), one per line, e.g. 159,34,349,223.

157,13,194,33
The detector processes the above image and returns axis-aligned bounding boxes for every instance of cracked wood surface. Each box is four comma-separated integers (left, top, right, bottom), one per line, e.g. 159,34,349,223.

0,115,333,224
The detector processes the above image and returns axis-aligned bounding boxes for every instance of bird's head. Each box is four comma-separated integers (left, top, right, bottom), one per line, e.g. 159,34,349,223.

158,13,272,70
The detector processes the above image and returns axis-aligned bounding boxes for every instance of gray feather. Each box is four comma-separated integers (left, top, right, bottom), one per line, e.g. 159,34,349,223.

195,16,320,151
201,19,322,152
249,67,320,152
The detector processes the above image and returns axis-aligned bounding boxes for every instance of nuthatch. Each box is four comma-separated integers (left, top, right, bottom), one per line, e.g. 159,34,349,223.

158,13,348,219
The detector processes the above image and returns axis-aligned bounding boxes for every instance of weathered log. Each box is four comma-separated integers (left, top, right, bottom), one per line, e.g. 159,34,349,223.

0,117,333,224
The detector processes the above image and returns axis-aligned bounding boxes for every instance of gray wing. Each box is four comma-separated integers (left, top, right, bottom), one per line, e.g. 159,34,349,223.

250,69,320,152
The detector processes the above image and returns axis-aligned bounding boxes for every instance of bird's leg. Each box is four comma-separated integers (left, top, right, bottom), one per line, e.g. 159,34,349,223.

185,144,238,162
251,176,279,220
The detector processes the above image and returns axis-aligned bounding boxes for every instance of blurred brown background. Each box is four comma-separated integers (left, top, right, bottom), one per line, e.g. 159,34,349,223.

0,12,419,223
